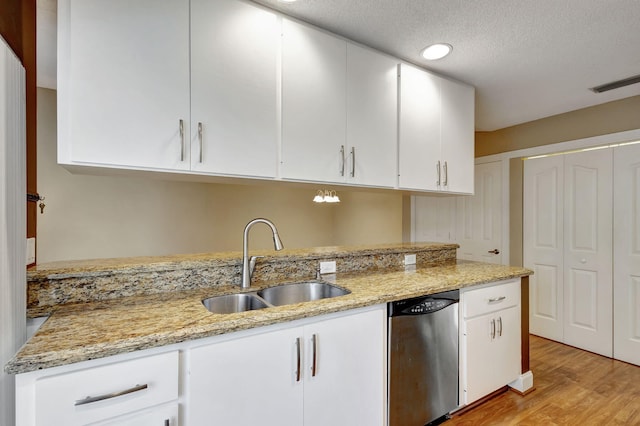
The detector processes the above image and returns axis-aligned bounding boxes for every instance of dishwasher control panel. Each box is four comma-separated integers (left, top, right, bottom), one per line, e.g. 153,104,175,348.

388,289,459,317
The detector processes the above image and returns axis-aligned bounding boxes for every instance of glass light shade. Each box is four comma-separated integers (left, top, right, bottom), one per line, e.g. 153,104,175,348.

421,43,452,60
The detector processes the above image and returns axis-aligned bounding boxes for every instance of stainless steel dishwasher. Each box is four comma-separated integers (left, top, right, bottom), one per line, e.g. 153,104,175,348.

388,289,459,426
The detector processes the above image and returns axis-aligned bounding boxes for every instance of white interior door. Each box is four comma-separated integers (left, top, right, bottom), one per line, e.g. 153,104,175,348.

613,143,640,366
562,149,613,357
524,155,564,341
411,196,457,243
456,161,503,263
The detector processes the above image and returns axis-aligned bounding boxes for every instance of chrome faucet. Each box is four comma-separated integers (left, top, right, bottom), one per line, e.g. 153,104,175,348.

241,218,284,288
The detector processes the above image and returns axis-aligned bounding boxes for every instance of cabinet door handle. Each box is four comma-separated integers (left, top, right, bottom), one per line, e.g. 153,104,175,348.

295,337,302,382
498,316,503,337
165,420,170,426
198,122,203,163
311,334,318,377
488,249,500,255
491,318,496,340
74,384,148,406
488,296,506,303
179,119,185,162
436,161,441,186
443,161,448,186
340,145,345,176
350,147,355,178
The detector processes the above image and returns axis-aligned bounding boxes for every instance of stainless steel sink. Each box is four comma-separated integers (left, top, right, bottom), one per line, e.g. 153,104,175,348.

258,281,350,306
202,293,269,314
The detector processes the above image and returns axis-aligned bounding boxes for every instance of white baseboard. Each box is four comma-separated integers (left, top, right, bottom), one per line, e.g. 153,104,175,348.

508,370,534,394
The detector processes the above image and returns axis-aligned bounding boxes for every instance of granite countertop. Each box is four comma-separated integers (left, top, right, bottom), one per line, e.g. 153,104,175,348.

7,259,530,375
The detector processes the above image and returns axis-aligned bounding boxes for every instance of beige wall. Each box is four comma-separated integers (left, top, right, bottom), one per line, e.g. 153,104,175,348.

37,88,403,263
476,95,640,157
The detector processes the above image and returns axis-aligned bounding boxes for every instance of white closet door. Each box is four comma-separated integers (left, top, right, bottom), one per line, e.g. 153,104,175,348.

613,143,640,366
456,161,503,264
562,149,613,357
524,155,564,341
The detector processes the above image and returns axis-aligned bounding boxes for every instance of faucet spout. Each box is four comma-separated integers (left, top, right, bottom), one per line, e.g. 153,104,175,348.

242,218,284,288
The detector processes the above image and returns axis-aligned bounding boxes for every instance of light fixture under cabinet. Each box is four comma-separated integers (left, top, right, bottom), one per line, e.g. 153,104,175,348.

313,190,340,203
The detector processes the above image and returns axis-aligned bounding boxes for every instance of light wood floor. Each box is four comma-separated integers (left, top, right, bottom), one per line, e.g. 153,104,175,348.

448,335,640,425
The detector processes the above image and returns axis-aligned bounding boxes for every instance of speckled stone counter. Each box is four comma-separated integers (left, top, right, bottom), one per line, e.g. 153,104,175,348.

26,243,457,318
7,244,531,374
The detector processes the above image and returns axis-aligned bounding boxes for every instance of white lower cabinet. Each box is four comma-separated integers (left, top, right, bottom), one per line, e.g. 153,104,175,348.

460,280,521,405
16,351,179,426
185,305,386,426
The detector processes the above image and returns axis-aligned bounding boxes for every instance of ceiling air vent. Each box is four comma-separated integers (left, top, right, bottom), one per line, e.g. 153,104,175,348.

590,74,640,93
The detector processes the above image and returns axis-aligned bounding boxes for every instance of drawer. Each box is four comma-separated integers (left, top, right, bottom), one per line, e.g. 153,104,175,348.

35,351,178,426
462,279,520,318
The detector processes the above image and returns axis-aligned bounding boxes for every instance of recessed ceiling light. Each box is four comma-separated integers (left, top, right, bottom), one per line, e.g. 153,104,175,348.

421,43,452,61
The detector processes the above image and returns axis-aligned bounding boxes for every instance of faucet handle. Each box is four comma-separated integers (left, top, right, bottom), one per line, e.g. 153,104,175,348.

249,256,264,277
315,265,321,280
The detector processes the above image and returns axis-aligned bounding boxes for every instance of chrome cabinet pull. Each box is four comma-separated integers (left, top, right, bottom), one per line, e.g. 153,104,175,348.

179,119,185,162
340,145,345,176
436,161,441,186
164,420,170,426
295,337,302,382
74,384,148,406
498,316,503,337
350,147,355,178
443,161,448,186
311,334,318,377
491,319,496,340
198,122,203,163
488,296,506,303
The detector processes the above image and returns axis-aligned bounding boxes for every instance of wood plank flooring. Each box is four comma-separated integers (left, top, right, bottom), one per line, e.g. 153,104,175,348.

448,335,640,425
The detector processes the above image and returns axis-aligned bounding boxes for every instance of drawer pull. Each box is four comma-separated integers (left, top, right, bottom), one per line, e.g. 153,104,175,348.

488,296,506,303
74,384,148,406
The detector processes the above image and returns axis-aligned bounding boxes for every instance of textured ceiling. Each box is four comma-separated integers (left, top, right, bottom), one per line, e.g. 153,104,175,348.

37,0,640,131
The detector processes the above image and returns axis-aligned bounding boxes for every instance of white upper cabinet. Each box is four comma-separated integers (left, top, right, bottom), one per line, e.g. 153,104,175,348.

58,0,473,190
281,19,347,183
190,0,278,178
346,43,398,188
398,63,475,194
58,0,191,170
440,77,475,193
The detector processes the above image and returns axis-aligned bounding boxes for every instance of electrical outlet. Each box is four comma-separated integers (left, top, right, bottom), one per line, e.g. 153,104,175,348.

404,254,416,265
319,260,336,274
26,238,36,265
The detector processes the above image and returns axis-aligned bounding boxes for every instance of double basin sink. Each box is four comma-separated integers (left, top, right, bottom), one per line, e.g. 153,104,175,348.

202,281,351,314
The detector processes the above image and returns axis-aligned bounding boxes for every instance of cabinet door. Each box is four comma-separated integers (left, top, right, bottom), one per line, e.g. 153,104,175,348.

346,44,398,188
303,308,386,426
463,307,520,404
58,0,190,170
398,63,441,191
190,0,278,178
186,327,304,426
440,78,474,194
613,143,640,366
281,19,347,182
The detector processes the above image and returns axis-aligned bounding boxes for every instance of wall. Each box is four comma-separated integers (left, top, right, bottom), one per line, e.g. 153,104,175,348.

37,88,403,263
476,95,640,157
